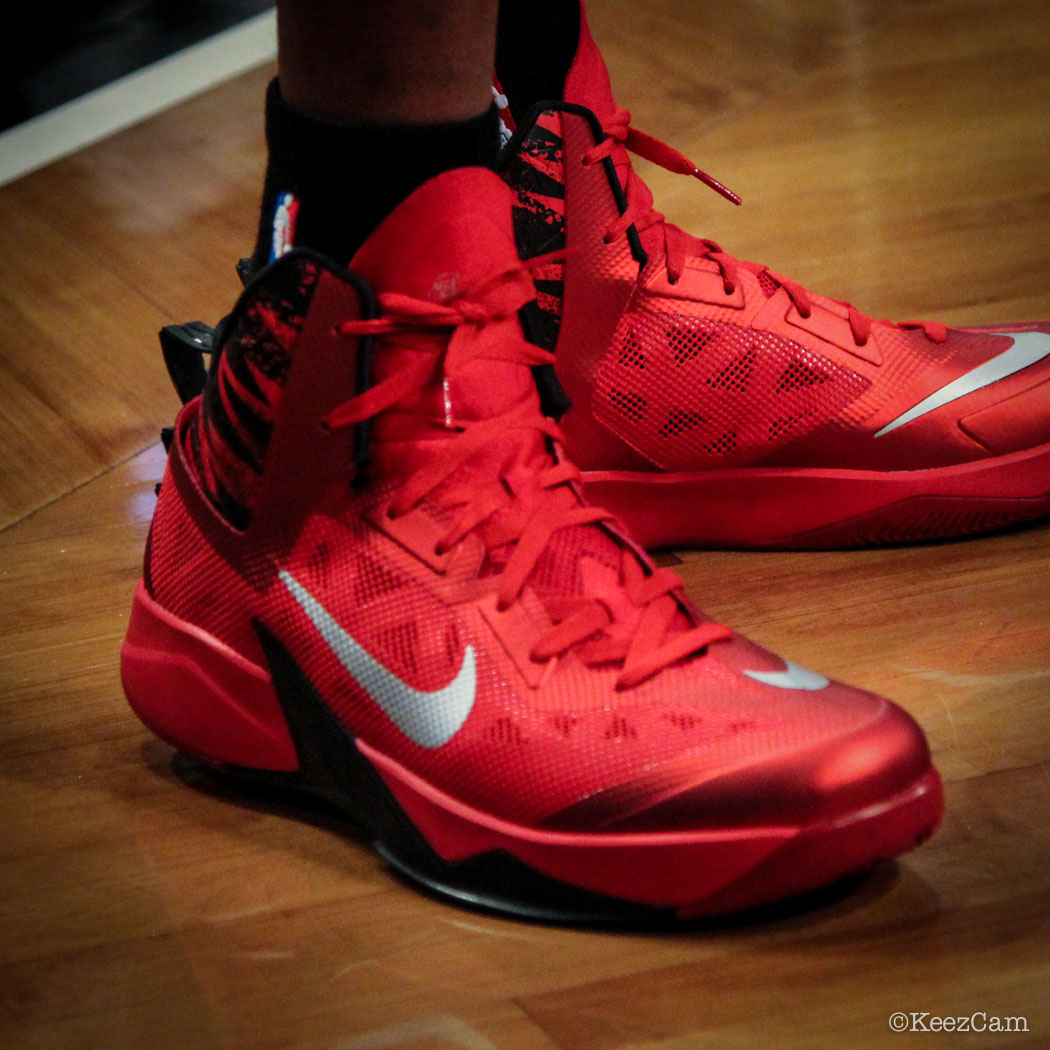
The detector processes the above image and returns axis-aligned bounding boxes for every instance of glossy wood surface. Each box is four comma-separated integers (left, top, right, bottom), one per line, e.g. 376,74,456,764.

2,2,1048,1048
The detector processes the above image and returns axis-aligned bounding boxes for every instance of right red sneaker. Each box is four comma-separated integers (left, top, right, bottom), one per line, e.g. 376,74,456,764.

496,1,1050,549
122,168,941,922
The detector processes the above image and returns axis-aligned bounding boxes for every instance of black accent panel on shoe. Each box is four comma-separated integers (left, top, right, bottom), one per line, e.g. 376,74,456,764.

201,374,263,472
501,109,569,367
496,0,581,123
502,102,648,272
232,621,672,925
520,298,563,362
225,336,268,402
189,252,323,528
504,153,567,201
160,321,214,405
532,363,572,421
162,249,380,508
221,368,275,452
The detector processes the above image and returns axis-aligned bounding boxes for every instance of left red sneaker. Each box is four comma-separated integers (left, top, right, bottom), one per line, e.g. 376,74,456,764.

497,1,1050,549
123,168,942,922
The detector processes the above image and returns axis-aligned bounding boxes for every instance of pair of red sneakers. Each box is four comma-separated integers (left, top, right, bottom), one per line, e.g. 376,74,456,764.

121,4,1048,921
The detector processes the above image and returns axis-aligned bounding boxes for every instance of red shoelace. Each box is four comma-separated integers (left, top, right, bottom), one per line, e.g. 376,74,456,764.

324,260,730,689
583,107,948,349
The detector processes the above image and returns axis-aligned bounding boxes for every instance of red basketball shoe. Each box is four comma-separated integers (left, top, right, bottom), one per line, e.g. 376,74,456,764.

122,169,941,921
496,1,1050,549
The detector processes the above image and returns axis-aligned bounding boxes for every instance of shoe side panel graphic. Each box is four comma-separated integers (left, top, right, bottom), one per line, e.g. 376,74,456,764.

502,108,567,353
189,257,320,528
595,306,871,471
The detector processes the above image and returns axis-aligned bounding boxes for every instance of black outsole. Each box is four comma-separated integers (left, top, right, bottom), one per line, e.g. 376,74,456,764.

241,621,675,925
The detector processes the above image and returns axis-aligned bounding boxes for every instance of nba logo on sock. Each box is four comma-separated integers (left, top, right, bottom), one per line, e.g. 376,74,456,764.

270,191,300,261
492,82,514,147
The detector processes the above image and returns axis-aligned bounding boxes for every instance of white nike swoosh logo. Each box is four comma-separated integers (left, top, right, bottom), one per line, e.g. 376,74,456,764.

874,331,1050,437
279,569,477,748
744,659,830,691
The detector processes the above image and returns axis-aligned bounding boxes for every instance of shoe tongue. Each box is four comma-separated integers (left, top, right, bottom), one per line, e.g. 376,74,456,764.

352,167,694,646
350,167,538,423
350,167,523,302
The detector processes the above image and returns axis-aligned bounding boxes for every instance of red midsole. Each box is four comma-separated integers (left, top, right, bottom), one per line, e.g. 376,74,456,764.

121,580,298,771
583,440,1050,546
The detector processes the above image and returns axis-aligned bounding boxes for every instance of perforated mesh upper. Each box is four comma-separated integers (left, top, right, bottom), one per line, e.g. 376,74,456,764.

594,304,871,470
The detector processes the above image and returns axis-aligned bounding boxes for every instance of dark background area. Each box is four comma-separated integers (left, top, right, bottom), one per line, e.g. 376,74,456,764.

3,0,274,133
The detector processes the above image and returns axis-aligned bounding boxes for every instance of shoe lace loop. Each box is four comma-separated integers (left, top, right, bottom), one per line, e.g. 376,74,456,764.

325,257,730,687
587,108,948,347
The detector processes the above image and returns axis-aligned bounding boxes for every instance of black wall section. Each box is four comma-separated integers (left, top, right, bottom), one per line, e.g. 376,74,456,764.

4,0,275,133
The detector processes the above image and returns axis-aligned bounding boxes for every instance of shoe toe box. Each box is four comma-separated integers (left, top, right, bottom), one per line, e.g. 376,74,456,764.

543,690,933,834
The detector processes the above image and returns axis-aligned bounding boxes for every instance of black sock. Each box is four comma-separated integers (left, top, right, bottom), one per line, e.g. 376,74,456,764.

252,79,502,268
495,0,580,124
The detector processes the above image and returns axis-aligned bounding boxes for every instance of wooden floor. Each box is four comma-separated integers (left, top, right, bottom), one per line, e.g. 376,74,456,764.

2,1,1049,1047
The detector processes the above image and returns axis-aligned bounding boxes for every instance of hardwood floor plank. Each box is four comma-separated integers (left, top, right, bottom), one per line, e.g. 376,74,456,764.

3,66,270,326
645,0,1050,325
0,201,174,527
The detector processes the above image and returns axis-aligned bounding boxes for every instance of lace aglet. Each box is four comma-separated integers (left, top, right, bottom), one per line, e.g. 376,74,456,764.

693,168,742,206
620,122,742,206
443,375,456,430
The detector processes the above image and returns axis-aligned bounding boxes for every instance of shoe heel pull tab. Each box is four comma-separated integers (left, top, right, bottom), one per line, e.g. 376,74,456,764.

236,257,257,288
159,321,215,405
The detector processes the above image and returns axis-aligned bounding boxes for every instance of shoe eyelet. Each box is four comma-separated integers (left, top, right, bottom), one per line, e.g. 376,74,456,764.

602,234,614,245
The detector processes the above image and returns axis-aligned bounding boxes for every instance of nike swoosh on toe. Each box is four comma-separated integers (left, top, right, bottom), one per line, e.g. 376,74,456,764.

744,659,830,691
